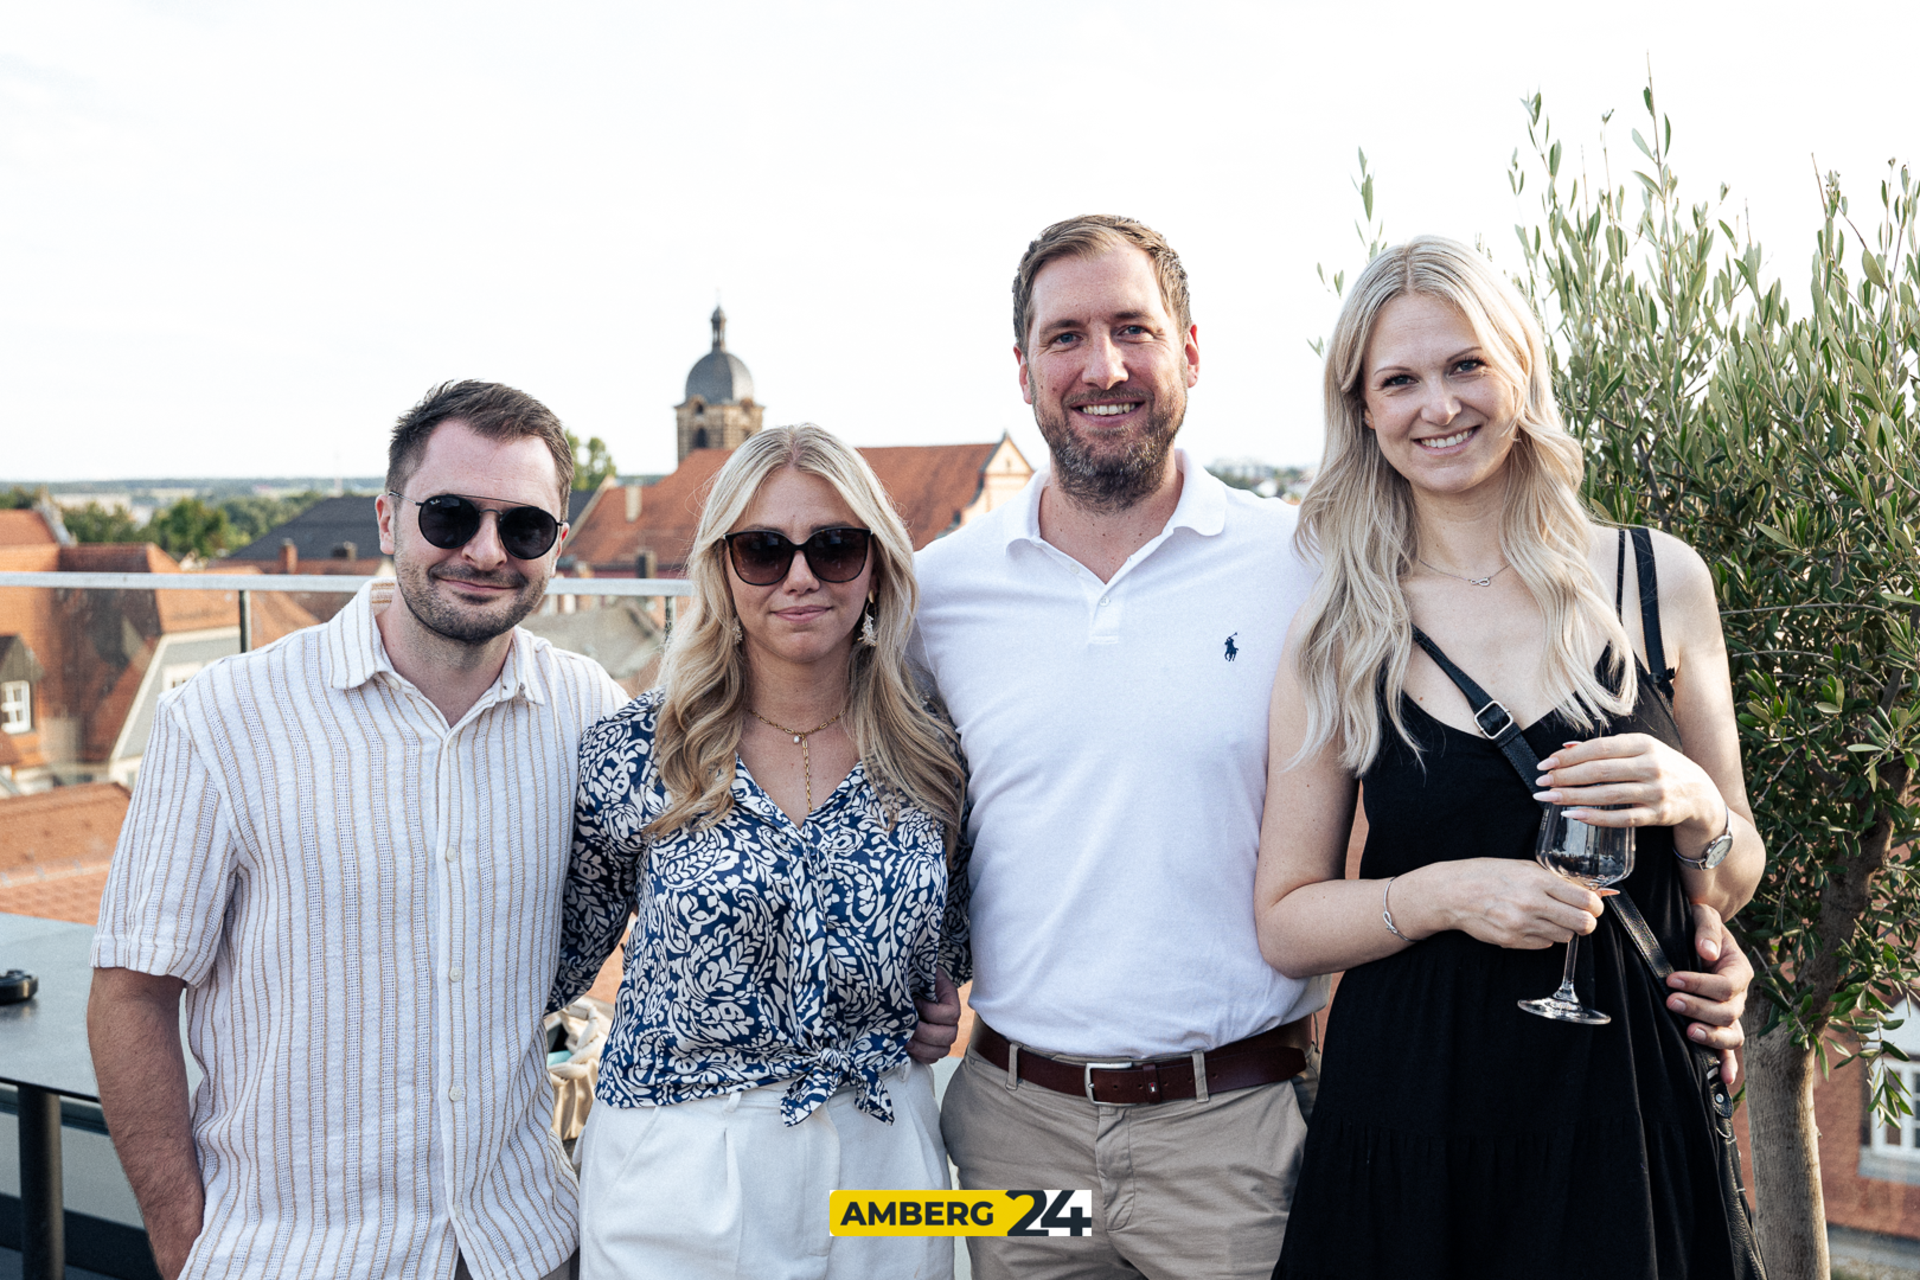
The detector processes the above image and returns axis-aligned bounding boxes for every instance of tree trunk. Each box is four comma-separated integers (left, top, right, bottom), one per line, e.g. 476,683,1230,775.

1745,1016,1828,1278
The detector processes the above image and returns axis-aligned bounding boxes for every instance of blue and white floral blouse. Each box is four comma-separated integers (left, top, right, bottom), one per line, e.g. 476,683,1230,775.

550,690,969,1127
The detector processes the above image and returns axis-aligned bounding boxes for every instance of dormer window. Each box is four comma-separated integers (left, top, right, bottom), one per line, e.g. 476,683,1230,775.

0,681,29,734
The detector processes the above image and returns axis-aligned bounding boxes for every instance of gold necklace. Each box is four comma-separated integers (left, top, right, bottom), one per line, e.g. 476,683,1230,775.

748,708,844,816
1418,556,1510,588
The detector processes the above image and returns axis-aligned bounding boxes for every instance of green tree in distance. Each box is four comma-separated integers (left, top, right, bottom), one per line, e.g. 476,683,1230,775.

145,497,233,562
62,502,143,543
566,430,618,491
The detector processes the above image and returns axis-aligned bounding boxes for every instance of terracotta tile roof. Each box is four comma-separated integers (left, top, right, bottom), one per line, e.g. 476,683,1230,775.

0,783,127,925
55,542,170,573
565,449,729,575
0,544,319,771
0,510,58,546
860,443,1000,546
210,556,388,624
81,657,150,761
0,545,60,574
0,866,114,927
0,783,129,872
566,440,1031,575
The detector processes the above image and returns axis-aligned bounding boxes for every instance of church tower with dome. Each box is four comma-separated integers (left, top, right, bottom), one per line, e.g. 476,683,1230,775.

674,305,763,462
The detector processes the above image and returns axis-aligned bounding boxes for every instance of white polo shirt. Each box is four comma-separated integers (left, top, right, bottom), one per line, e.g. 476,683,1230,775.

94,581,626,1280
911,451,1327,1059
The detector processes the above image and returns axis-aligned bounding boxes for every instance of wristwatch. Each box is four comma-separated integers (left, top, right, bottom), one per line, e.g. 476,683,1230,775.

1674,804,1734,870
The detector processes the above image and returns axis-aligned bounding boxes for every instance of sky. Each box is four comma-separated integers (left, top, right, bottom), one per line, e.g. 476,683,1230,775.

4,1,1915,483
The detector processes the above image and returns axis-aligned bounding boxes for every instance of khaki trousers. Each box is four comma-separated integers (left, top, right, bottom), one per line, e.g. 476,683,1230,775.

941,1039,1312,1280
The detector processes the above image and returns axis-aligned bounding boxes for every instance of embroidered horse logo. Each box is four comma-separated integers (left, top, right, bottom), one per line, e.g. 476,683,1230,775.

1224,633,1239,662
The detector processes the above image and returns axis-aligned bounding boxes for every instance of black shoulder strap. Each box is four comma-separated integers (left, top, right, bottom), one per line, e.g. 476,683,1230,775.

1410,624,1682,983
1631,527,1676,694
1615,528,1628,616
1409,626,1538,786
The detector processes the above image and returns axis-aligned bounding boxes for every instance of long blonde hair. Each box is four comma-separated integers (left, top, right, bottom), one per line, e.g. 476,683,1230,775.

648,425,965,842
1293,236,1633,773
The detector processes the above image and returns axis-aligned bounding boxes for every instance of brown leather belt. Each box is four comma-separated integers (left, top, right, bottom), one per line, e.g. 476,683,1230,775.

971,1020,1308,1106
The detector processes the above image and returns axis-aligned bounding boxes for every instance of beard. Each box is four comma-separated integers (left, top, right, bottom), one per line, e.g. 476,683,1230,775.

394,559,547,645
1034,388,1184,513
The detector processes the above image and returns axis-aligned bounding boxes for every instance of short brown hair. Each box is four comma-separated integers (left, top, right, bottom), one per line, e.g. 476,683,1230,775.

1011,215,1192,354
386,380,574,503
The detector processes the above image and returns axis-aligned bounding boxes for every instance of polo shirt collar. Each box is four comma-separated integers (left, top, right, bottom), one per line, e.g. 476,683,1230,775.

325,578,547,706
1008,447,1227,552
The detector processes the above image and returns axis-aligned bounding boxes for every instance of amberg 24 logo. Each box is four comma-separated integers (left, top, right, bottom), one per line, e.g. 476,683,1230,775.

830,1189,1094,1237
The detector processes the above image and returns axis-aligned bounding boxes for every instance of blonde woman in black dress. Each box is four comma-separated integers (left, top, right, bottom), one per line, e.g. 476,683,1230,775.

1256,237,1764,1278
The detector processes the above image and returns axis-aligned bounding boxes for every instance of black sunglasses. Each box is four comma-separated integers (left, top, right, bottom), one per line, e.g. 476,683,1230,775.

390,492,565,560
724,527,872,586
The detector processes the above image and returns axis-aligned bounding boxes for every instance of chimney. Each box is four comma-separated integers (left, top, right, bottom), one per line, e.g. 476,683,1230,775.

625,485,643,522
280,539,298,573
334,541,357,561
636,549,658,579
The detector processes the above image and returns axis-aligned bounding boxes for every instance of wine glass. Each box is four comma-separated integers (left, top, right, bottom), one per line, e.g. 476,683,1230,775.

1517,805,1635,1025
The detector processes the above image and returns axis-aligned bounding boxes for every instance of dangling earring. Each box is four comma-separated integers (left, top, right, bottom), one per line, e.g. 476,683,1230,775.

860,595,878,647
730,617,743,645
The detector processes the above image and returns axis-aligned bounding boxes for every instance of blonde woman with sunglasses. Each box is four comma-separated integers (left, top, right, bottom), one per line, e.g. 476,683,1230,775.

548,425,968,1280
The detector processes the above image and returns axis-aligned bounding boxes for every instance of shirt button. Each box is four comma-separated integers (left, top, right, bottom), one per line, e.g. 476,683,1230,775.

444,847,457,862
448,1085,465,1102
448,966,463,982
1099,598,1110,607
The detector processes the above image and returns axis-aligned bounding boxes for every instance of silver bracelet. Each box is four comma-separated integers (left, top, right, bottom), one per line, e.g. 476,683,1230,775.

1382,875,1411,942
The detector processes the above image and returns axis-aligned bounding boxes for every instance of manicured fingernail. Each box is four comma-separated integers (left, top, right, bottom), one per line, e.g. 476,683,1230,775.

1597,889,1620,897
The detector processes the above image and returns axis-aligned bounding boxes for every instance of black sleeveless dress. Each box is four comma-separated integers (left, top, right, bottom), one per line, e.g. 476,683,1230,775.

1274,538,1739,1280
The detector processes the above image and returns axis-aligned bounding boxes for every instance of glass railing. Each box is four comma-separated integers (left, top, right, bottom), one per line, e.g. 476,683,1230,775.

0,570,692,649
0,571,692,797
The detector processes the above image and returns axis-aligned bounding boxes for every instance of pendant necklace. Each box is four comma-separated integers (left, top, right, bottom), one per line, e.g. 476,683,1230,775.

1418,556,1511,588
748,708,844,817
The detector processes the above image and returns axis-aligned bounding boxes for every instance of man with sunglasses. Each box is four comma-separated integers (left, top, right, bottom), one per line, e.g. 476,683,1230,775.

90,381,626,1280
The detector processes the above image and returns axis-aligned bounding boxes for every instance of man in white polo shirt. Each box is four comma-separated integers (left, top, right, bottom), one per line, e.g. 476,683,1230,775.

88,381,625,1280
911,216,1756,1280
911,215,1323,1280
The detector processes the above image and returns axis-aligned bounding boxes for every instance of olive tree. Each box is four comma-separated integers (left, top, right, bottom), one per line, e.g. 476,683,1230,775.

1506,86,1920,1279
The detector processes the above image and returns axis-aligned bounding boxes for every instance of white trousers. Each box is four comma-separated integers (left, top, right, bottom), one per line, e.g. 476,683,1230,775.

578,1064,953,1280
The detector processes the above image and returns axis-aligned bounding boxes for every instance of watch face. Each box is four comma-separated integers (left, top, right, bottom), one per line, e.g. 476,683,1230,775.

1701,833,1733,869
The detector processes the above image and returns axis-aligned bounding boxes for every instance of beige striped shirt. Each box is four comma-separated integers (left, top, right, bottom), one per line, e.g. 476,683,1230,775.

94,581,626,1280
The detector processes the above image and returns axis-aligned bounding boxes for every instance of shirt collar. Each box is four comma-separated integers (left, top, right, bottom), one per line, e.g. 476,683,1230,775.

1006,447,1227,553
325,578,547,706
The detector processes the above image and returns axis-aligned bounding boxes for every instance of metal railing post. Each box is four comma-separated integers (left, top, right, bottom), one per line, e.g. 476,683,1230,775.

17,1084,64,1279
238,588,253,653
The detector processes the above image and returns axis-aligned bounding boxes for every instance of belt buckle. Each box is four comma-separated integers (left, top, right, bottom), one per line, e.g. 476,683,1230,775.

1082,1060,1134,1103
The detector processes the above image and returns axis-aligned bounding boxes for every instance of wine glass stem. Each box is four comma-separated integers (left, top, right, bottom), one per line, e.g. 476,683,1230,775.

1553,935,1583,1003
